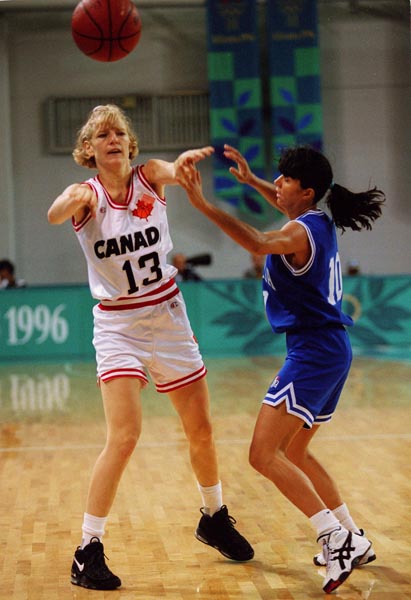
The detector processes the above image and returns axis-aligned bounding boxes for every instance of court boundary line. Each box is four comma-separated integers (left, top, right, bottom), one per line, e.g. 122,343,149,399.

1,432,411,453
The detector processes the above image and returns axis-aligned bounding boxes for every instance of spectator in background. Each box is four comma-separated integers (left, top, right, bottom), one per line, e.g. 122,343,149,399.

243,252,265,279
172,252,202,282
0,259,26,289
346,260,361,276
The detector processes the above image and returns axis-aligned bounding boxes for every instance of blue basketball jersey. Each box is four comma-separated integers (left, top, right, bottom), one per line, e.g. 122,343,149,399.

262,209,353,333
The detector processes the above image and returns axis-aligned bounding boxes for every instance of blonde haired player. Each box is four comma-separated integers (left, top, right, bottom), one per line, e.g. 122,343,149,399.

48,105,253,590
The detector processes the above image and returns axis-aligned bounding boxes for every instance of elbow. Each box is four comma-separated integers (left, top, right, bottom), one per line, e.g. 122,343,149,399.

47,208,62,225
248,238,268,256
47,208,56,224
250,246,266,256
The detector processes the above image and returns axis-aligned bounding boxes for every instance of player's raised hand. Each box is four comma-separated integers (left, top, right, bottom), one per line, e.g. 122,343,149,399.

176,161,209,211
175,146,214,170
223,144,253,184
176,160,200,190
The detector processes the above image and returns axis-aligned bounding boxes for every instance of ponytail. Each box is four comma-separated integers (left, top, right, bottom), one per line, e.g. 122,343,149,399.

277,145,386,232
326,183,385,232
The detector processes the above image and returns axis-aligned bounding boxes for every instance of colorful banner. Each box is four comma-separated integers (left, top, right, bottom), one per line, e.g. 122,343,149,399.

0,285,94,362
267,0,324,175
206,0,270,221
1,277,410,363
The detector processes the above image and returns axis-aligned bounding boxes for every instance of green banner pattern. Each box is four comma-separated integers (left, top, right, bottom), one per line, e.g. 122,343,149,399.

267,0,324,173
190,276,411,360
206,0,270,221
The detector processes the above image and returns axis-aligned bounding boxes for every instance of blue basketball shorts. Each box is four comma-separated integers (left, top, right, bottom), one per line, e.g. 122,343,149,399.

263,326,352,428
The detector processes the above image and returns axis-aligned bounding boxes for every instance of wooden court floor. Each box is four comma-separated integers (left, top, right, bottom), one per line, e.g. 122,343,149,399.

0,356,410,600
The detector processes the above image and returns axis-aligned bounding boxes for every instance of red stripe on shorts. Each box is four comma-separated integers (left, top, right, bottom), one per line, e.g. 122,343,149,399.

155,365,207,393
100,368,149,384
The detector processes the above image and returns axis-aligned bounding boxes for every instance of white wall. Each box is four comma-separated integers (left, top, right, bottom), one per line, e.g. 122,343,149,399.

320,8,411,275
0,3,410,285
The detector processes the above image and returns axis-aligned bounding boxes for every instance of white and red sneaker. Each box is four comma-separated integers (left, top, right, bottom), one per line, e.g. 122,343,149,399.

314,528,376,567
318,527,372,594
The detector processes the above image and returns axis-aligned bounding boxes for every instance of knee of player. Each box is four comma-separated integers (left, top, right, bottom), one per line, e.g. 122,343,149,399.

248,443,267,474
108,428,140,459
187,420,214,446
249,442,285,476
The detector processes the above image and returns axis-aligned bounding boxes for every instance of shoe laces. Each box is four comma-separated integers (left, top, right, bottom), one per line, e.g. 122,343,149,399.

200,504,237,527
84,541,115,579
200,505,237,527
327,531,356,569
214,506,249,548
219,506,237,528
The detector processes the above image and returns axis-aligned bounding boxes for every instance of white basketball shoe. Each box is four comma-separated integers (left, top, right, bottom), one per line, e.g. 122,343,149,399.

318,527,372,594
314,528,376,567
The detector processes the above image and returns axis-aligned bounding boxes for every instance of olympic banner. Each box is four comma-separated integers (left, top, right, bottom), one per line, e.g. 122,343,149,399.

267,0,324,175
0,285,94,362
206,0,270,221
0,277,409,362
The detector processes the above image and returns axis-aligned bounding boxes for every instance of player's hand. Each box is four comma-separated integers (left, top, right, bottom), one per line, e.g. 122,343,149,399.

176,160,200,191
176,161,208,211
223,144,253,184
48,183,98,224
175,146,214,170
69,184,98,218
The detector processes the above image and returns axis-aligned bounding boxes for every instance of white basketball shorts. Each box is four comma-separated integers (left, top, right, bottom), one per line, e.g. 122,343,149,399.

92,292,206,393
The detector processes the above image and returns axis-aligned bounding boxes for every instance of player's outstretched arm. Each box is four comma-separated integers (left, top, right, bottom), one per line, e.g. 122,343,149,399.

143,146,214,188
47,183,98,225
177,162,299,256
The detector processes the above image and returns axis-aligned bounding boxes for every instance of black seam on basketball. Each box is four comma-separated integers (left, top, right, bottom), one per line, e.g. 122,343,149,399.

107,0,113,61
72,32,140,42
119,5,133,36
81,1,104,35
87,44,104,57
118,5,138,52
72,0,141,61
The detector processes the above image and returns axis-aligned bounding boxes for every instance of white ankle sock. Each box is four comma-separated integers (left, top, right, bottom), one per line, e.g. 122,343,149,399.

197,481,223,516
81,512,107,548
310,508,341,539
332,503,361,534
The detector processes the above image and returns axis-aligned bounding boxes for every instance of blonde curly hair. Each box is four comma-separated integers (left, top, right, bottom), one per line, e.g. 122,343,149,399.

72,104,139,168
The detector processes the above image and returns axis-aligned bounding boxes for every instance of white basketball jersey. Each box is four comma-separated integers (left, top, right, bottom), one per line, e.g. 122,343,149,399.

73,165,177,301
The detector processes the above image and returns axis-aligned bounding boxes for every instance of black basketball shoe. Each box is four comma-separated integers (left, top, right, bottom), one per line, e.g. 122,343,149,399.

195,505,254,561
71,538,121,590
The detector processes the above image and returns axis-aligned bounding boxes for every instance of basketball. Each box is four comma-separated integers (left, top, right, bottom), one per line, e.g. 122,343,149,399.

71,0,142,62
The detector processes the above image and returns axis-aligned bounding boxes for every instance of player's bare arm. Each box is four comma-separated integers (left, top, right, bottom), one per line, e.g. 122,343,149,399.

48,183,98,225
223,144,283,213
142,147,215,194
177,162,310,258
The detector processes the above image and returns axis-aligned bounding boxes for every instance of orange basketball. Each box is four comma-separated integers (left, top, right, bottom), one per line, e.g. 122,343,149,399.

71,0,142,62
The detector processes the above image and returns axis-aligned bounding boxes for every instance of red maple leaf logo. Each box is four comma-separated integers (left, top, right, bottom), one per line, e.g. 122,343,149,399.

132,194,155,220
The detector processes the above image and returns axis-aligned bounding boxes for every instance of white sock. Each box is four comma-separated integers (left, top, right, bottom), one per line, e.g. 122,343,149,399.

81,512,107,548
310,508,341,539
197,481,223,516
333,503,361,534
